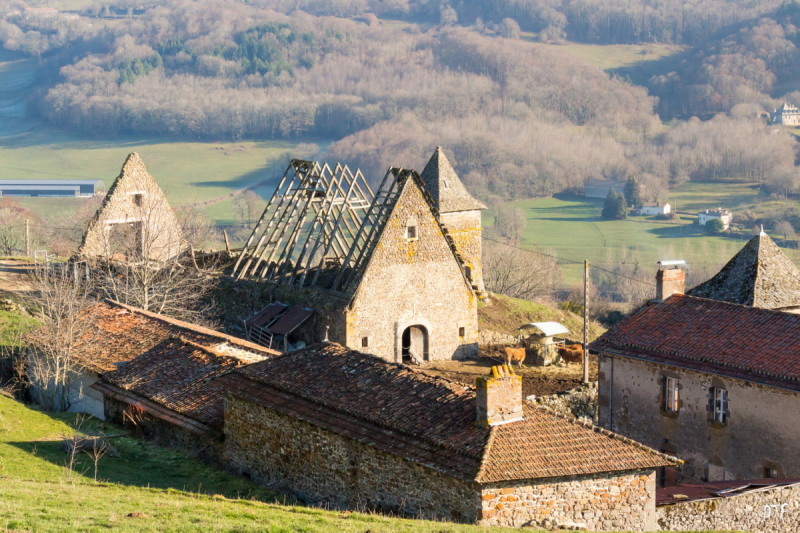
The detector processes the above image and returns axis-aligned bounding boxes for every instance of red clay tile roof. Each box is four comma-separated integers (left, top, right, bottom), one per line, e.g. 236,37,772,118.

70,300,278,373
687,233,800,309
228,343,675,483
589,294,800,391
97,337,251,431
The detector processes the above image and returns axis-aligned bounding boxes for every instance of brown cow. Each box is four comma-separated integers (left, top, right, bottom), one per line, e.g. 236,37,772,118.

502,346,526,368
558,343,584,364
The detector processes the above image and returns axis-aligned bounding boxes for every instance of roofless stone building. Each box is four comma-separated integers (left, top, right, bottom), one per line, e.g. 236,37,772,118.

78,153,186,262
232,148,485,362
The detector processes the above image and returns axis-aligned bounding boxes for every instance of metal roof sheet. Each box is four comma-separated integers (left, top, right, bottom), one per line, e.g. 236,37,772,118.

519,321,569,336
268,306,314,336
245,303,288,328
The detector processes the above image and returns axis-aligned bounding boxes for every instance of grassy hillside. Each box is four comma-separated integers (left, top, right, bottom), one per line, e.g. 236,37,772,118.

479,293,605,341
0,394,499,532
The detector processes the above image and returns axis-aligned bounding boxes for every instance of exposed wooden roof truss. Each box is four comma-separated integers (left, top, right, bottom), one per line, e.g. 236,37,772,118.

233,160,402,294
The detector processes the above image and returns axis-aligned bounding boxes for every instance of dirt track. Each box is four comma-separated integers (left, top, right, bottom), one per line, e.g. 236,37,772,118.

0,259,35,297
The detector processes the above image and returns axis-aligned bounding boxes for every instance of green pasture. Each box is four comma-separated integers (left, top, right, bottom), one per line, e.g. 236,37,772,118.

0,393,498,532
557,42,686,72
493,193,775,285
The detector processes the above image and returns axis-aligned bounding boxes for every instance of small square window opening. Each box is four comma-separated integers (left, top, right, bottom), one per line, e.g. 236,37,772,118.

361,337,369,348
458,327,465,337
406,225,417,240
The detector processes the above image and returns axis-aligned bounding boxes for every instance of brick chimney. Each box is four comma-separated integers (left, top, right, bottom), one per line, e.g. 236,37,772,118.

656,260,686,301
476,365,524,427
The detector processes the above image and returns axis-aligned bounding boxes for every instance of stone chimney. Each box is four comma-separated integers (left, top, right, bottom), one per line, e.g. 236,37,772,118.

476,365,524,427
656,260,686,301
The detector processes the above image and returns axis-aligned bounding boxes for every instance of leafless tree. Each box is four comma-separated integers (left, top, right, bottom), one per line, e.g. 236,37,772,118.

483,241,562,300
25,265,94,412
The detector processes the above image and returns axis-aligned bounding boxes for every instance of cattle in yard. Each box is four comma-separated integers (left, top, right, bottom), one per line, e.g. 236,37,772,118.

558,343,584,364
503,346,526,367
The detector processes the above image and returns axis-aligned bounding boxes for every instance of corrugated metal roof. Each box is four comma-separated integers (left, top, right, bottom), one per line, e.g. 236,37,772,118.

657,479,800,506
268,306,314,335
519,321,569,337
245,303,288,328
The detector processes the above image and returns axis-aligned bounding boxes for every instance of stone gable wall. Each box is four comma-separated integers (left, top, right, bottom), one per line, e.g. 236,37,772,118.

79,154,185,262
657,482,800,532
224,395,480,522
598,354,800,481
479,471,657,530
348,179,478,362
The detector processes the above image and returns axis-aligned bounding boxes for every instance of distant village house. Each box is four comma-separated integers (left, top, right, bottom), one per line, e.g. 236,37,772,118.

633,202,670,216
697,207,732,230
770,102,800,126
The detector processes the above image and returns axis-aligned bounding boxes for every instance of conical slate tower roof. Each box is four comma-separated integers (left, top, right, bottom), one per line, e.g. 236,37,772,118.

420,147,486,213
687,233,800,309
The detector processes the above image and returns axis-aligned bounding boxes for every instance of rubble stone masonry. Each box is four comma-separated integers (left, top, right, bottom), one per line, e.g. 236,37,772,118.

479,471,657,530
224,395,480,522
657,482,800,532
347,178,478,362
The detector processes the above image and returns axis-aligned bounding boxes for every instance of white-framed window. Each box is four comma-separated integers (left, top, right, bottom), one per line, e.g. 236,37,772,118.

664,377,679,413
712,387,728,424
405,217,418,240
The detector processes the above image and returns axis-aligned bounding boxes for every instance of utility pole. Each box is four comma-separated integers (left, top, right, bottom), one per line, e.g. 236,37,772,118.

583,260,590,384
25,219,30,258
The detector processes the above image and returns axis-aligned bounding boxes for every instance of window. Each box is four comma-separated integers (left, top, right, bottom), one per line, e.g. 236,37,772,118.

132,193,143,207
405,218,418,240
712,387,728,424
458,326,465,337
764,467,778,479
664,377,679,413
361,337,369,348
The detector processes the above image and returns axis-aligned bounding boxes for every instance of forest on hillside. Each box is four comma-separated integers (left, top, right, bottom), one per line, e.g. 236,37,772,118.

0,0,799,201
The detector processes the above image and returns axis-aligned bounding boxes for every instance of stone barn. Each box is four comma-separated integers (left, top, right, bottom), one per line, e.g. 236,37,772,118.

232,148,485,362
223,343,677,529
78,153,186,262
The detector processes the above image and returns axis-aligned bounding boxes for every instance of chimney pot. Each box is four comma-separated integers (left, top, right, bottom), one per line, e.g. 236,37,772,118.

656,261,685,301
476,365,524,427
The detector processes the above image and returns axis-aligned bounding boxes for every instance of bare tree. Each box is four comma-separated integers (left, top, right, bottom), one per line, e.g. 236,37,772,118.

483,241,562,300
25,266,93,412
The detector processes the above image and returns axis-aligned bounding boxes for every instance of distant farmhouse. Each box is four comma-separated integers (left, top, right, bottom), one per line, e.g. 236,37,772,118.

770,102,800,126
223,344,676,529
0,179,103,197
698,207,732,230
590,233,800,484
633,202,670,216
232,148,485,363
584,179,625,198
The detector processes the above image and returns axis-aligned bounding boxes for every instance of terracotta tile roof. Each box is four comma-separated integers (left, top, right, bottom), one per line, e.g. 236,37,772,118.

420,147,487,213
97,337,252,431
657,479,800,506
69,300,278,373
228,344,675,483
687,233,800,309
589,294,800,391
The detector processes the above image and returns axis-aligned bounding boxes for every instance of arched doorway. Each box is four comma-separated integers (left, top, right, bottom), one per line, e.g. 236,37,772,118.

402,325,429,364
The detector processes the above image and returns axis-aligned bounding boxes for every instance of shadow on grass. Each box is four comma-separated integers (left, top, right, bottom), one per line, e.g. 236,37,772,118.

646,224,718,238
7,412,283,504
191,160,282,190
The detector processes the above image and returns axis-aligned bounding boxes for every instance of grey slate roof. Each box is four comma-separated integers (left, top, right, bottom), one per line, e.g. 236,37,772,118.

687,233,800,309
420,147,487,213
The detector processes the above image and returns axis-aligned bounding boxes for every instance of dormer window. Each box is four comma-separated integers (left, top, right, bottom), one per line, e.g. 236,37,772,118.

405,218,418,240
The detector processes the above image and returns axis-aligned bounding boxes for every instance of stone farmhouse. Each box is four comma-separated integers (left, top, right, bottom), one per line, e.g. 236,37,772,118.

589,239,800,483
697,207,732,230
231,148,485,363
771,102,800,126
79,153,186,262
687,232,800,312
223,343,676,529
28,300,276,420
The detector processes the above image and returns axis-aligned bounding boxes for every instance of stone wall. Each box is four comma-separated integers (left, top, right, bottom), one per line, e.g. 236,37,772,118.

347,178,478,362
79,153,185,262
439,209,484,293
224,395,480,522
657,482,800,532
479,471,658,530
598,354,800,481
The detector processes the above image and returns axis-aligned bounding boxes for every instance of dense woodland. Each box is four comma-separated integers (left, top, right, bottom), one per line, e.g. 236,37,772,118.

0,0,800,201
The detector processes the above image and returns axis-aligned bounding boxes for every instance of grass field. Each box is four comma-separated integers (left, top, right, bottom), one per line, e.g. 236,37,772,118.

491,188,800,286
557,42,686,72
0,394,497,532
